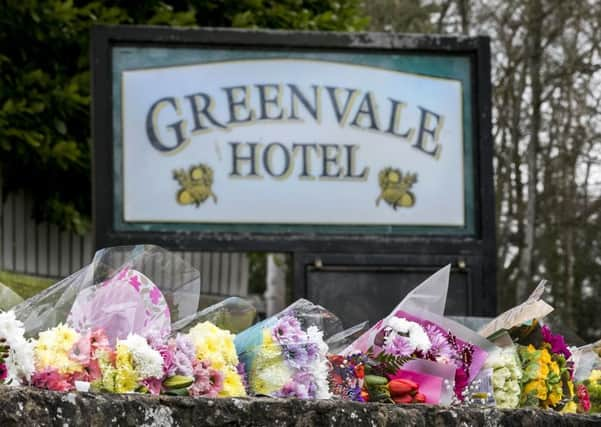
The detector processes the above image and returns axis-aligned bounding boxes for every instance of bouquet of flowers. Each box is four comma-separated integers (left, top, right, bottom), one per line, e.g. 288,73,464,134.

480,282,583,412
517,339,570,409
186,322,246,397
568,344,598,412
342,266,492,403
235,299,340,399
0,310,34,385
9,245,249,397
484,343,523,408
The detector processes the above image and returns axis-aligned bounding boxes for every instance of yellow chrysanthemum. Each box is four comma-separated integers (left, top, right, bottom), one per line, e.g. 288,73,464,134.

540,349,552,365
539,362,550,378
524,379,547,401
189,322,239,371
526,344,537,353
114,344,137,393
550,361,560,376
546,389,562,407
34,324,82,374
219,368,246,397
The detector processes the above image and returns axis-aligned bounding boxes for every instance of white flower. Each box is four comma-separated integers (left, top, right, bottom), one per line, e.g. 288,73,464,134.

306,326,328,355
384,317,432,353
386,317,413,335
484,347,523,409
7,337,35,383
305,326,331,399
256,361,292,392
0,311,25,342
120,334,164,379
0,310,35,385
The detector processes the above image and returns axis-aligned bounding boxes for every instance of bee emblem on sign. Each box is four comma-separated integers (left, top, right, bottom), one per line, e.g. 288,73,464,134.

173,164,217,207
376,168,417,210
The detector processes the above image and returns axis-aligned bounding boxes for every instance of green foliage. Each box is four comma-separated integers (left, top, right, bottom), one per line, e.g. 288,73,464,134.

0,0,368,232
366,346,412,376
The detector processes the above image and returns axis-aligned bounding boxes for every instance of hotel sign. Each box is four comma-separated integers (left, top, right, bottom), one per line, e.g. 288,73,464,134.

92,26,494,254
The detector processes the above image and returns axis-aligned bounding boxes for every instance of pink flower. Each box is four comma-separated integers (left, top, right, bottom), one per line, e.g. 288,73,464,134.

157,345,175,376
578,384,591,412
70,332,92,365
90,329,111,353
142,377,163,395
189,360,223,397
454,367,469,399
31,369,74,392
0,363,7,382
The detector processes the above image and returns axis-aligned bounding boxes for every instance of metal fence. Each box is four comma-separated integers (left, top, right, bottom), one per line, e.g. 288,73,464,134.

0,190,249,296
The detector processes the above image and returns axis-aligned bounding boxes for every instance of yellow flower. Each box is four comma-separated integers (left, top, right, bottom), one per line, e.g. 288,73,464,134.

524,379,547,401
567,378,575,398
546,389,562,407
589,369,601,382
261,329,283,360
526,344,537,353
550,361,560,376
114,344,137,393
34,324,82,374
539,349,552,365
189,322,239,371
539,362,549,378
219,368,246,397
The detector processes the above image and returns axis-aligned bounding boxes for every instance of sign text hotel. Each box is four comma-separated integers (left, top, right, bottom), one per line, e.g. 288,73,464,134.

122,59,465,227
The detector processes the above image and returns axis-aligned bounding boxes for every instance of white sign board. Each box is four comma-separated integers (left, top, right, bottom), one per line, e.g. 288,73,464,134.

120,59,464,226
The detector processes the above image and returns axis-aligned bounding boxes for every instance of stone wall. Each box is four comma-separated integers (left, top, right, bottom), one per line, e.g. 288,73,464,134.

1,386,601,426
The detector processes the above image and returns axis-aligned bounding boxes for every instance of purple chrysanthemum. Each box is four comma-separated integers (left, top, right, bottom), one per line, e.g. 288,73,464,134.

272,315,305,345
283,343,310,369
425,324,454,362
276,372,316,399
382,334,414,357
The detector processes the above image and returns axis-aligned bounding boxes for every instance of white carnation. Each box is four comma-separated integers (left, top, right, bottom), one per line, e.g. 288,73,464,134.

120,334,164,379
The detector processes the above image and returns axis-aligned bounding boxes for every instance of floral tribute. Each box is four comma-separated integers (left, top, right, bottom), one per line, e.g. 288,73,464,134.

344,311,488,403
0,310,34,385
5,251,601,419
484,346,523,408
1,314,246,397
235,301,331,399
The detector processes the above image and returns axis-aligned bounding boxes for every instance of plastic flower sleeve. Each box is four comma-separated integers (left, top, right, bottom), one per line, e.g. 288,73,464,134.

172,297,257,334
14,245,201,340
67,267,171,344
388,359,456,405
478,280,553,339
342,266,493,400
326,321,370,355
572,345,601,412
394,264,450,315
234,299,343,399
343,265,451,354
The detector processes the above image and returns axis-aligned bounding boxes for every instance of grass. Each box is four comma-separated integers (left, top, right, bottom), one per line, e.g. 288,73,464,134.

0,270,56,300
